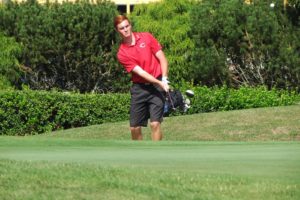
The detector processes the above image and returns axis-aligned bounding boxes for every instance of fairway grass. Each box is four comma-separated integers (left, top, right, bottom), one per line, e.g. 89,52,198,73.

0,139,300,200
43,105,300,141
1,105,300,199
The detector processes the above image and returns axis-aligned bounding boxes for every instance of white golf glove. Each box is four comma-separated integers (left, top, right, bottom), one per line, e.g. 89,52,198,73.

162,76,170,92
162,76,170,84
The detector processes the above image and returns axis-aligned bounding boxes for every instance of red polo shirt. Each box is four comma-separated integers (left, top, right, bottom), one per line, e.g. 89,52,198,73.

117,32,162,83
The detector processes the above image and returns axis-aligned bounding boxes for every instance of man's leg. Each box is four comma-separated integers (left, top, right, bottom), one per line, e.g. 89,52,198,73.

150,121,162,141
130,126,143,140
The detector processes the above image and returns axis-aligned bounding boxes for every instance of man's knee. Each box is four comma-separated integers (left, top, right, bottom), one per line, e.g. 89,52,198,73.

130,126,140,132
130,126,142,140
150,121,161,129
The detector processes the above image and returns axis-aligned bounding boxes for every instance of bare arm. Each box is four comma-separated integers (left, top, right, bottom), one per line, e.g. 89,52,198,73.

155,50,168,78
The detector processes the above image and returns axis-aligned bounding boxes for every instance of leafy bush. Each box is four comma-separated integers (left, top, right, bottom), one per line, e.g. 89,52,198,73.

0,32,22,89
131,0,195,83
187,85,299,113
0,89,130,135
0,0,125,92
1,86,298,135
1,0,299,93
189,0,300,89
0,0,299,93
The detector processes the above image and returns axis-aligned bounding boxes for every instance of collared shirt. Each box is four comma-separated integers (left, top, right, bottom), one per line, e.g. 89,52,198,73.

117,32,162,83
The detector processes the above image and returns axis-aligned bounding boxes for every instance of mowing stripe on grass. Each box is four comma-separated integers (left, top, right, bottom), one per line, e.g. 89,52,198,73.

1,139,299,181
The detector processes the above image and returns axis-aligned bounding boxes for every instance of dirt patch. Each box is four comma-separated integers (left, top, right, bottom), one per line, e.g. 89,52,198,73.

271,127,289,135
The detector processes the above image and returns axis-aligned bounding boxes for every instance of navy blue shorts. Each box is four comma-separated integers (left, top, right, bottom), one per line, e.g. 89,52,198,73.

130,83,166,127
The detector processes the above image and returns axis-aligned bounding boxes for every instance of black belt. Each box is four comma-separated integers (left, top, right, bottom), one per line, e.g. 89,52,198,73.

133,82,152,85
132,76,162,86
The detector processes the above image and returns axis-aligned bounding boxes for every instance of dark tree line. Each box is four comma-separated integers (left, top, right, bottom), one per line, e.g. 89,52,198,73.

0,0,299,92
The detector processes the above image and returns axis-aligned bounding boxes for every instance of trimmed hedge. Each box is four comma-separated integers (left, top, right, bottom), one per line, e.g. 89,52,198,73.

0,90,130,135
0,86,299,135
187,85,299,114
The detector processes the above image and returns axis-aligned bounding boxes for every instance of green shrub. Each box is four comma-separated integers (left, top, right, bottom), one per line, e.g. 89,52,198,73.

0,32,22,89
131,0,195,84
187,85,299,114
189,0,300,89
1,0,299,93
0,0,124,92
1,86,298,135
0,90,130,135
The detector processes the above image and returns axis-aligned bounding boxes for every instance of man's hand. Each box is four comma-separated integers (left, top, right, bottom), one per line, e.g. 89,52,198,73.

132,66,170,91
162,76,170,84
161,76,170,92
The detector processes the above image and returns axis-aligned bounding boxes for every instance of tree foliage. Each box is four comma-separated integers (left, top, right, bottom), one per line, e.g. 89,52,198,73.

190,0,300,89
0,0,299,92
0,0,124,92
131,0,195,83
0,32,22,89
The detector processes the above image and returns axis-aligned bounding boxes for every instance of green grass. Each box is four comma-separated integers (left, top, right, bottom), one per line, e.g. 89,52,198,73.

0,105,300,199
44,104,300,141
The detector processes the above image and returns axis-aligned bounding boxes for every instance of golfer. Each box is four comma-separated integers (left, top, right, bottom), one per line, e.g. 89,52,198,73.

114,15,169,141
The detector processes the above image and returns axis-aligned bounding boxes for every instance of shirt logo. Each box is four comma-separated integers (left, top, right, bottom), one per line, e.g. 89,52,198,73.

139,42,146,48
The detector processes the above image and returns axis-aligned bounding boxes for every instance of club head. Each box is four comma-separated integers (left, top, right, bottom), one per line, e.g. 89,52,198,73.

184,98,190,105
185,90,194,98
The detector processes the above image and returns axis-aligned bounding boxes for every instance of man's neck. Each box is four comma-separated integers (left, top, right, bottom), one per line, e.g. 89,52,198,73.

123,33,135,46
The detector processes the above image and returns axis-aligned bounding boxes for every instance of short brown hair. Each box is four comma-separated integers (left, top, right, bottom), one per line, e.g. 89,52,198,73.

114,15,130,29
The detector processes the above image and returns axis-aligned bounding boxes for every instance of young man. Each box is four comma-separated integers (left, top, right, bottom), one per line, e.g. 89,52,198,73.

114,15,169,141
